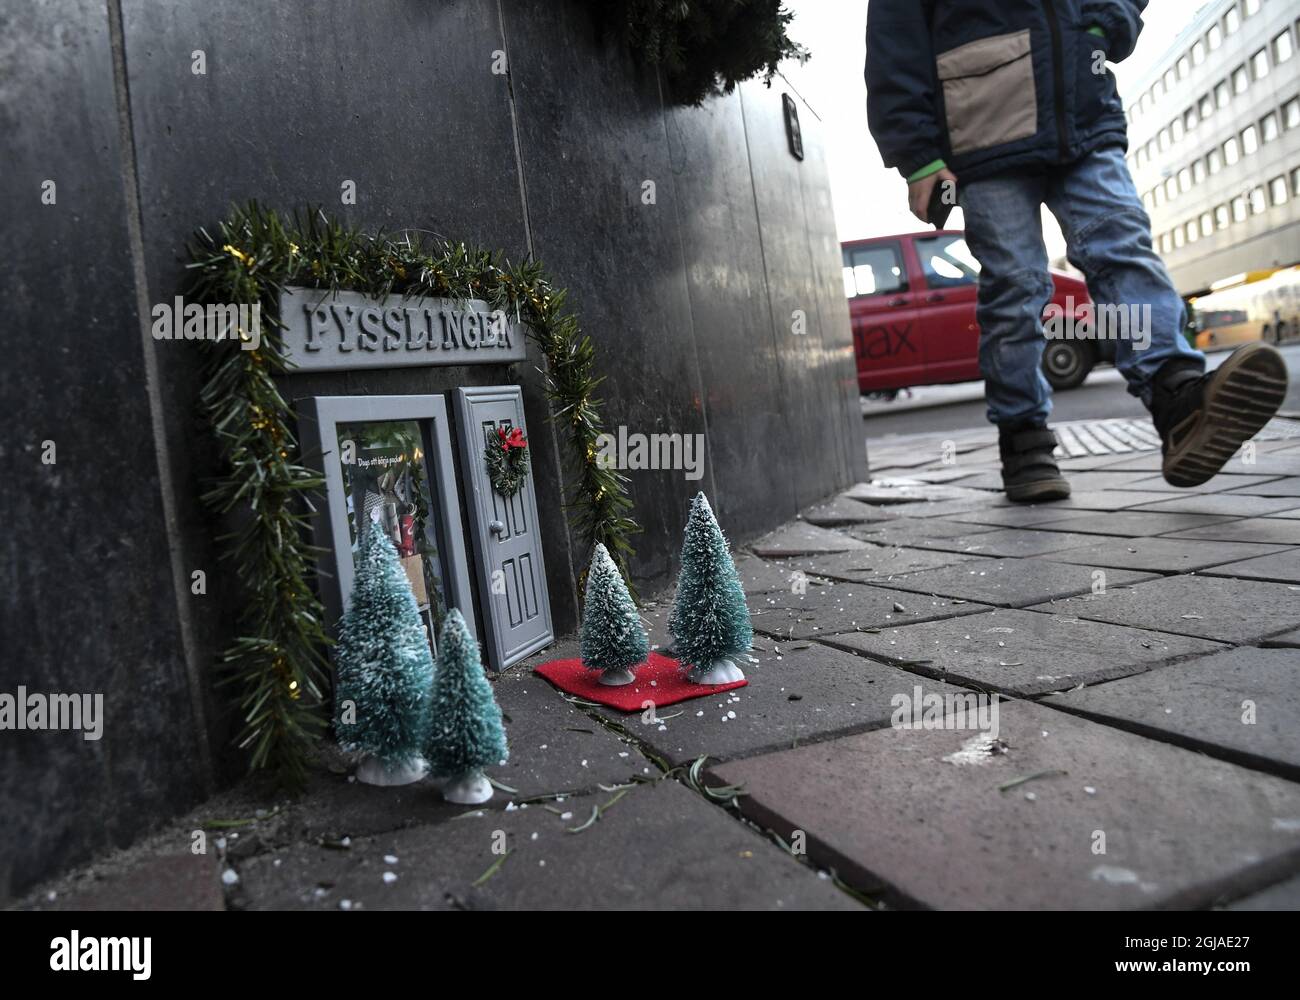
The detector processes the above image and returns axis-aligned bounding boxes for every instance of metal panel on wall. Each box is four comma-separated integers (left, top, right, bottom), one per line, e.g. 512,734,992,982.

455,386,554,670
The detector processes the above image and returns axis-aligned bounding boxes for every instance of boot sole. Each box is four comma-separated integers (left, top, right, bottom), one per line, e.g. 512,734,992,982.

1162,342,1288,488
1005,478,1071,503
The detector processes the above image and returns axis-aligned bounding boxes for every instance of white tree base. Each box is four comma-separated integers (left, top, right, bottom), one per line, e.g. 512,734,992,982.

597,667,638,686
442,770,493,805
688,658,745,685
355,755,428,787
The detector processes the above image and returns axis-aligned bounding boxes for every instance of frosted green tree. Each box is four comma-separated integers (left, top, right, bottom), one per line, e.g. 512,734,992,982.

668,492,751,684
334,529,434,786
426,609,509,804
581,542,649,686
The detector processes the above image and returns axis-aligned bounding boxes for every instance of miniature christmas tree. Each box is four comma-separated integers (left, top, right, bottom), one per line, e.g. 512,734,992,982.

581,542,649,686
334,528,435,786
668,492,752,684
426,608,509,804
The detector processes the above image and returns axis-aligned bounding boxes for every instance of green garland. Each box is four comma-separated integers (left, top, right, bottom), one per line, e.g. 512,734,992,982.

185,202,638,785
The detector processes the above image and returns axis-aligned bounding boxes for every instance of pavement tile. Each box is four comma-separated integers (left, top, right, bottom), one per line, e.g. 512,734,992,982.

946,504,1100,528
847,517,1001,546
750,521,869,556
1200,548,1300,584
1120,473,1288,494
1229,476,1300,497
1131,494,1300,517
1262,628,1300,647
1042,490,1181,511
1029,510,1240,536
876,496,1007,519
1046,646,1300,778
822,607,1223,697
711,700,1300,909
1029,574,1300,644
799,495,898,527
1164,518,1300,545
844,482,992,505
749,580,989,640
883,557,1154,608
1227,874,1300,910
23,854,224,911
1049,537,1288,573
593,640,975,766
733,552,805,595
234,780,858,911
910,528,1128,558
768,545,984,584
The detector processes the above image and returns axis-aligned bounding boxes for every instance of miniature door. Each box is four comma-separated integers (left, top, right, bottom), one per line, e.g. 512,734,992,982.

455,386,553,670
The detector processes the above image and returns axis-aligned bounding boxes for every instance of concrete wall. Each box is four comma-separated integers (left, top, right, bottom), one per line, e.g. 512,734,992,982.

0,0,863,901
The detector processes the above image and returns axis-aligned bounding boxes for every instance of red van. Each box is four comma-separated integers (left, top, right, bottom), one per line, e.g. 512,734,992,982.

842,231,1101,393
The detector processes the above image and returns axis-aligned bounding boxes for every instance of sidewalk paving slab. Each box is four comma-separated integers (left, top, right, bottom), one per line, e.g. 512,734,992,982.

590,641,974,767
882,556,1155,608
1229,476,1300,497
1046,646,1300,778
749,580,990,640
823,607,1224,696
800,495,899,526
733,552,806,595
766,545,984,584
1165,518,1300,545
845,482,991,505
21,854,225,911
232,780,860,911
847,517,1003,547
1120,472,1287,494
750,522,870,557
1027,510,1241,537
1262,628,1300,647
906,527,1129,559
1048,537,1288,573
1199,547,1300,584
1029,574,1300,644
1131,494,1300,517
710,699,1300,910
946,504,1115,528
1227,874,1300,910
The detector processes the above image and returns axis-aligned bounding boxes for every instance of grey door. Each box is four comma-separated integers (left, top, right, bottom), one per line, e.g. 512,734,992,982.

455,386,553,670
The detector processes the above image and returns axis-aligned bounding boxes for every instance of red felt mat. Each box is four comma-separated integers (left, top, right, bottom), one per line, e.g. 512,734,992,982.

533,651,747,711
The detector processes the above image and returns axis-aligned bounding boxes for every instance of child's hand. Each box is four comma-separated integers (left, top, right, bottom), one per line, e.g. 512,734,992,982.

908,167,959,223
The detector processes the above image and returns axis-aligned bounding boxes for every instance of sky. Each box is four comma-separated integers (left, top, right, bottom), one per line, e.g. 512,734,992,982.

784,0,1210,258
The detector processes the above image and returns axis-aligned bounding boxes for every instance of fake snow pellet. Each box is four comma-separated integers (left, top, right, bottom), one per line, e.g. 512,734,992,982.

221,869,239,886
384,855,398,865
382,872,397,885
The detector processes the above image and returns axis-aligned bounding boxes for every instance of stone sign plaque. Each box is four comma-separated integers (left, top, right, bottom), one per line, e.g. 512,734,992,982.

278,286,527,372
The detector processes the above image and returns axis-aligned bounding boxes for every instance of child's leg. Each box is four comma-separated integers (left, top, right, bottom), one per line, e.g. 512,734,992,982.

1043,146,1204,403
959,170,1054,427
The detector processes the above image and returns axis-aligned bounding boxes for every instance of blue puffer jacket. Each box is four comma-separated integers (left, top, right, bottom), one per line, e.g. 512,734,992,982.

865,0,1146,181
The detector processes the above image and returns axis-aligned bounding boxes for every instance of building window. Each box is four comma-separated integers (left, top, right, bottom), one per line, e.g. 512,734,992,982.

1174,226,1186,249
1184,107,1198,132
1223,136,1240,165
1270,176,1289,205
1199,94,1214,121
1192,39,1206,66
1177,55,1190,80
1153,79,1164,101
1192,159,1206,185
1171,117,1184,143
1208,147,1223,174
1178,167,1192,193
1292,166,1300,196
1186,219,1199,244
1225,6,1240,36
1232,196,1247,223
1165,68,1177,91
1243,0,1260,17
1200,211,1214,236
1233,64,1249,94
1215,80,1230,109
1158,128,1170,152
1249,186,1267,215
1252,49,1270,81
1261,111,1279,143
1275,30,1295,65
1143,191,1156,211
1152,186,1162,207
1241,124,1259,155
1215,204,1230,229
1284,97,1300,129
1208,23,1223,50
1160,232,1173,253
1165,176,1179,200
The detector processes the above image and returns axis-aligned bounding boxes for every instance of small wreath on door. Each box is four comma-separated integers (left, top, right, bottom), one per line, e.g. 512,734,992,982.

484,425,530,498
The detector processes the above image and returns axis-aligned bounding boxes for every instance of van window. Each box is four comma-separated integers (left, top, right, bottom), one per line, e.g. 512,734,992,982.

842,244,907,298
915,234,980,288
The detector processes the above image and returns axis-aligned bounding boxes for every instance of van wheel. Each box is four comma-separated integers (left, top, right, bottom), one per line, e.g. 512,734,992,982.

1042,341,1093,390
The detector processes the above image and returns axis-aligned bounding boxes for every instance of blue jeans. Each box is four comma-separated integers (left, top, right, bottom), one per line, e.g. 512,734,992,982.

959,145,1204,426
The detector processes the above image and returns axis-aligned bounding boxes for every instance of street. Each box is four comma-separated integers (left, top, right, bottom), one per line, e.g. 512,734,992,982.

862,343,1300,444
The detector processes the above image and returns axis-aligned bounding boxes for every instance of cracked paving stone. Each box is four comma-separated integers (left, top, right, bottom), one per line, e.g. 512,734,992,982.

749,580,989,639
909,527,1127,558
1027,510,1240,537
1228,476,1300,498
732,552,807,595
1123,471,1296,493
1131,494,1300,517
847,517,1002,546
590,641,975,767
749,521,869,557
1164,517,1300,545
882,557,1154,608
772,545,985,584
1049,537,1288,574
1029,574,1300,644
945,505,1101,528
822,607,1224,696
232,780,859,911
710,700,1300,910
1046,646,1300,778
799,495,899,527
844,482,993,505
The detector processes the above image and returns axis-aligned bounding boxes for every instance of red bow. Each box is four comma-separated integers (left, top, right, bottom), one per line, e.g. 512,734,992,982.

497,426,527,452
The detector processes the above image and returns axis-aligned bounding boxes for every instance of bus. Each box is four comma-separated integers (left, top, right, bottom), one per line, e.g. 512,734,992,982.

1188,265,1300,351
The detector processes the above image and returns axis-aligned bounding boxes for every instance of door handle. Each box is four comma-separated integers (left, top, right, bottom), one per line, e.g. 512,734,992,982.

927,292,945,303
489,520,505,536
888,296,908,307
